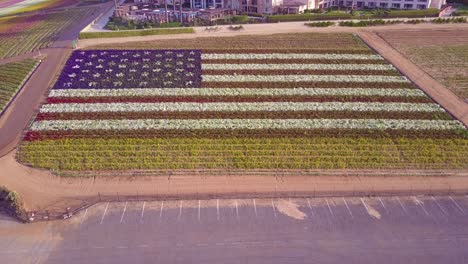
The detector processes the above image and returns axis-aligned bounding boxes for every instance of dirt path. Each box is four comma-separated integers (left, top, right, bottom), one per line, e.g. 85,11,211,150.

78,23,468,48
358,31,468,127
1,151,467,211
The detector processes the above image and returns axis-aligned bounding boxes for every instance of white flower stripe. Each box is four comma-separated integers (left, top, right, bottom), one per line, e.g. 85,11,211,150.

48,88,426,98
39,102,444,113
202,75,409,83
202,64,395,71
30,119,464,131
201,54,383,60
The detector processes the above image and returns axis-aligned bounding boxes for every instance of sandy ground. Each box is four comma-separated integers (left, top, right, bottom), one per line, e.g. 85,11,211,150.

1,150,468,211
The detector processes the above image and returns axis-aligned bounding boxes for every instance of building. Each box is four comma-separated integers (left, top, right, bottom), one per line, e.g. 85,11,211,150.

317,0,445,9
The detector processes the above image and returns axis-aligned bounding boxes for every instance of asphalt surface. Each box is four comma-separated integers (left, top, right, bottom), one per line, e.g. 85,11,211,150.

1,195,468,263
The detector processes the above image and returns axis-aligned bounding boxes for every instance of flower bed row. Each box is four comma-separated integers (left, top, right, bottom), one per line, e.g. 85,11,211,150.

30,119,463,132
35,110,451,121
200,81,415,89
202,59,386,64
37,102,444,113
48,88,425,98
202,69,399,76
23,127,467,142
85,33,369,51
202,75,408,83
201,63,395,71
201,53,383,60
45,95,432,104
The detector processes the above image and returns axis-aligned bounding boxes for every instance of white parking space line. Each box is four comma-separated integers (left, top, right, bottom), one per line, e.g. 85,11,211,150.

449,196,466,215
198,200,201,222
216,199,220,221
396,197,409,215
120,202,128,224
326,199,334,217
307,198,315,217
360,198,370,212
271,199,277,218
378,197,389,215
342,197,353,218
413,197,430,217
178,201,183,220
80,208,88,225
235,199,239,218
140,202,146,222
432,196,448,216
100,202,109,225
159,201,164,218
253,199,258,217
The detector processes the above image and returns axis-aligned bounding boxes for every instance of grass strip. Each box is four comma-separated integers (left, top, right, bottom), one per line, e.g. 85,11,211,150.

79,27,194,39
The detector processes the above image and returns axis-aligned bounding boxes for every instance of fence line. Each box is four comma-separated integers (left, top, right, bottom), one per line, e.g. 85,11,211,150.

24,184,468,223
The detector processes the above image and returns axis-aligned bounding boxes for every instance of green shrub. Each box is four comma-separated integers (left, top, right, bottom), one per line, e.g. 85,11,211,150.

405,19,425,24
267,12,352,22
339,19,386,27
378,8,440,18
0,186,26,221
432,17,467,23
304,21,335,27
231,15,249,23
79,27,194,39
228,25,244,30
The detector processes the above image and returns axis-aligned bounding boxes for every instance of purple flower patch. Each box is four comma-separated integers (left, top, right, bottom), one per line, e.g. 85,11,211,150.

53,50,202,89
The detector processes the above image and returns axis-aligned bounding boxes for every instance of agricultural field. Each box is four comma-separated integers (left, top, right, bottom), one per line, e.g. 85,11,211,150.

18,33,468,173
0,58,38,113
0,0,76,17
0,8,94,59
377,28,468,100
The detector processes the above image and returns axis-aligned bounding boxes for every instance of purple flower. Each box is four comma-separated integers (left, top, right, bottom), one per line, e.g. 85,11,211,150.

53,50,202,89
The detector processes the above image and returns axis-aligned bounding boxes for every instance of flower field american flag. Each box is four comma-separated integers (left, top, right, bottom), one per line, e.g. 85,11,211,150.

24,49,463,141
17,31,468,172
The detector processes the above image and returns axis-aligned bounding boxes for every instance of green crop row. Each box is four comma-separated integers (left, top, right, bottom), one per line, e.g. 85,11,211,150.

0,59,39,113
0,8,94,59
18,137,468,172
79,27,194,39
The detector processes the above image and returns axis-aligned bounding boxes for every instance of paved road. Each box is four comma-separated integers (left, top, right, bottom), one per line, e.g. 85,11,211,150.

1,195,468,263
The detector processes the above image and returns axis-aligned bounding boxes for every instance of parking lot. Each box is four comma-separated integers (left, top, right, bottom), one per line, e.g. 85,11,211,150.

1,195,468,263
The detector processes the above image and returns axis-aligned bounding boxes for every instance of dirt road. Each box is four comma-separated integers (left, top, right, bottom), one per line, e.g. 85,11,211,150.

1,151,467,211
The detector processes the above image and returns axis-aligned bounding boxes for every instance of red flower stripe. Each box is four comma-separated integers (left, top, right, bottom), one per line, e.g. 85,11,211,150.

45,96,432,104
202,69,399,76
23,129,465,142
34,110,450,121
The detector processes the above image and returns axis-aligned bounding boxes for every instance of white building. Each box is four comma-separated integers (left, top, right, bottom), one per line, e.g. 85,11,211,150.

317,0,445,9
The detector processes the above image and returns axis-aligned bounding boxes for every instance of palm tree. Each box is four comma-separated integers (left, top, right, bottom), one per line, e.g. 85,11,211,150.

165,0,169,23
179,0,183,23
